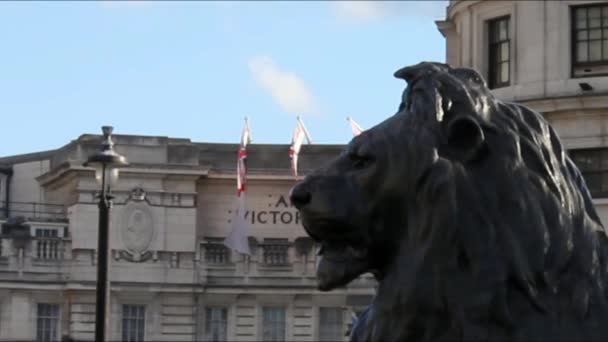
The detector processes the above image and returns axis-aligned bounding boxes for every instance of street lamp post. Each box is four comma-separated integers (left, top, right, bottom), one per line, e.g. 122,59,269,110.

84,126,128,342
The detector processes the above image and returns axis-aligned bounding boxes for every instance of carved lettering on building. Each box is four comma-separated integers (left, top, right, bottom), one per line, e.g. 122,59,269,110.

227,194,300,225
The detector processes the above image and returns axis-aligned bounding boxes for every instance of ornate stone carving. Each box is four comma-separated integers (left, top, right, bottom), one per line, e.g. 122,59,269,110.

117,250,153,263
120,199,155,262
130,187,146,202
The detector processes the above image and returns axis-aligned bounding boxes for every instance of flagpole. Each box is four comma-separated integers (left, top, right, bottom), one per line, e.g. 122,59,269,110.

244,116,251,143
224,117,252,255
297,115,313,144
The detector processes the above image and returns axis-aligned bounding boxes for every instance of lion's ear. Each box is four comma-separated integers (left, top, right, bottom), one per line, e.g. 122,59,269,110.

446,116,485,161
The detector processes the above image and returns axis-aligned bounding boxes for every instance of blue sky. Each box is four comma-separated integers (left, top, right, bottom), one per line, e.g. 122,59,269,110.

0,1,447,157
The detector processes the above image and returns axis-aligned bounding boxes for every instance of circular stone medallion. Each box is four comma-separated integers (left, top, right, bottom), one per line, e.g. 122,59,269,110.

121,202,155,258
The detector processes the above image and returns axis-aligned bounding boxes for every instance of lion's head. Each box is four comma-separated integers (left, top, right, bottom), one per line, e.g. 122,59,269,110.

290,62,608,341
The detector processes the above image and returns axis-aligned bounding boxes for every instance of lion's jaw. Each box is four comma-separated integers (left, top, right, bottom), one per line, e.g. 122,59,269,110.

314,239,370,291
295,195,375,291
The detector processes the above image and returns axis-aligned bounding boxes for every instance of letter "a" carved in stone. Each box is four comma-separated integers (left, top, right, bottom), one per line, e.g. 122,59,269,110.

275,195,290,208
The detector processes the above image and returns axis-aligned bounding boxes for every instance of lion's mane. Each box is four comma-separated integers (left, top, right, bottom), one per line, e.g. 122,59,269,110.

353,62,608,341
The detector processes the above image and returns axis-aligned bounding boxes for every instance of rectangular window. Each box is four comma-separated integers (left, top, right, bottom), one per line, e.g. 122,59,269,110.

262,307,286,342
36,303,59,342
488,16,511,89
569,148,608,197
319,307,344,342
122,304,145,342
572,4,608,76
204,307,228,342
204,240,230,264
262,239,289,266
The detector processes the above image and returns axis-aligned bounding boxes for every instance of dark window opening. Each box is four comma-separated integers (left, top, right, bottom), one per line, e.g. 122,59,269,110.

569,148,608,198
571,4,608,77
204,307,228,342
204,239,230,264
488,16,511,89
262,238,290,266
122,304,145,342
37,303,59,342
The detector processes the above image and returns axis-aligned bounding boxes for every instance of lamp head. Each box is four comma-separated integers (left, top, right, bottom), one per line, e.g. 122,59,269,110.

83,126,129,189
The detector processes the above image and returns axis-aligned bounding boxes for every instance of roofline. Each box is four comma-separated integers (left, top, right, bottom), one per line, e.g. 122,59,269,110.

0,149,58,165
194,142,346,150
0,133,347,166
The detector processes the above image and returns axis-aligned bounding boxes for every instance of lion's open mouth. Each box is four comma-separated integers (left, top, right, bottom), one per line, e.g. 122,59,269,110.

299,215,372,291
315,240,370,291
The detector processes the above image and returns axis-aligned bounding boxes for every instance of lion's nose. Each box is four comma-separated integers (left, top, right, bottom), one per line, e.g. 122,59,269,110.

289,183,311,209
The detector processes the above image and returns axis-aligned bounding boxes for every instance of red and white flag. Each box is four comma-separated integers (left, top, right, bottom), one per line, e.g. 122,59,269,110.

347,116,364,137
224,117,252,255
289,116,312,178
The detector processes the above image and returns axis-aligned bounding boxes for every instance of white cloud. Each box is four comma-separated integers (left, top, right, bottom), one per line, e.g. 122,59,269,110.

332,1,448,23
333,1,387,21
248,56,319,116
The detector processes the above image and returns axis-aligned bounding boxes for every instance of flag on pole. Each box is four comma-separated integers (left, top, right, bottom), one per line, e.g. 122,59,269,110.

289,116,312,178
236,117,251,194
347,116,364,137
224,117,252,255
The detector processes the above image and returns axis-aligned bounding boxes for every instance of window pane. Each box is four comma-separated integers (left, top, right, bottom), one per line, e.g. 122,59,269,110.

499,19,508,40
574,151,599,171
263,307,285,342
602,151,608,170
604,7,608,26
586,173,602,194
320,308,344,342
122,305,145,342
500,62,509,83
577,41,589,62
590,40,602,61
204,307,227,342
37,303,59,342
501,42,509,62
576,8,588,29
601,173,608,194
604,40,608,59
590,29,602,39
577,30,588,41
491,62,500,86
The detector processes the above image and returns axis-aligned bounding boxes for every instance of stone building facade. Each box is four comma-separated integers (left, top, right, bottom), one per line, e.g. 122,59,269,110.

437,0,608,223
0,135,376,341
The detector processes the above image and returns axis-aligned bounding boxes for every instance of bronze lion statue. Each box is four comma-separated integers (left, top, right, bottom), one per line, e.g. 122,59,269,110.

289,62,608,341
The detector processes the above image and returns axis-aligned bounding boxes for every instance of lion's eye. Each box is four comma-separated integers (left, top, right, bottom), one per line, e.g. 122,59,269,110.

348,149,374,169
